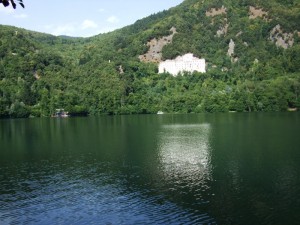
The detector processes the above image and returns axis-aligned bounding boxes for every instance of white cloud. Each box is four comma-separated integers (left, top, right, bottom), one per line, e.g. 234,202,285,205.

48,23,76,36
78,26,117,37
107,16,119,24
14,13,28,19
97,26,119,34
45,20,101,37
45,23,120,37
0,6,14,14
81,19,98,30
98,8,105,13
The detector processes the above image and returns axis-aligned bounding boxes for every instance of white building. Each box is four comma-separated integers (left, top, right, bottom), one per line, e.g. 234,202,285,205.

158,53,206,76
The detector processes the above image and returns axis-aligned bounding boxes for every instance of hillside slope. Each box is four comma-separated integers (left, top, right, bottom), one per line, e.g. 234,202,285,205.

0,0,300,117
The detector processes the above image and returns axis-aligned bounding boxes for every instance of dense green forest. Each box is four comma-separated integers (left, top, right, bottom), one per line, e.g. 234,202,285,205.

1,0,300,118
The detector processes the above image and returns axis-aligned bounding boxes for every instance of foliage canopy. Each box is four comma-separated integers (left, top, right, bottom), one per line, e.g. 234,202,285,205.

0,0,299,118
0,0,24,9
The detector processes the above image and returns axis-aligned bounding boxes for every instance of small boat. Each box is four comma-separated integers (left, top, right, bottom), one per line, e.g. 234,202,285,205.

52,109,69,118
157,111,164,115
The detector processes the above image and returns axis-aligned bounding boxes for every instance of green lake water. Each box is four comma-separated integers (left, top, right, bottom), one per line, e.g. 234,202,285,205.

0,113,299,224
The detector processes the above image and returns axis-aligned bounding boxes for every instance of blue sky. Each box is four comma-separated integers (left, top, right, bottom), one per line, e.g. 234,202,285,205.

0,0,184,37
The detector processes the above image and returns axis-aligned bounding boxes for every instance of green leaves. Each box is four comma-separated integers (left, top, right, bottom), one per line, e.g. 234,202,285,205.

0,0,24,9
1,0,300,118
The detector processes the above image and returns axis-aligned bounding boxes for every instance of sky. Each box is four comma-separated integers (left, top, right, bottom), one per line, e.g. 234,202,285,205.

0,0,184,37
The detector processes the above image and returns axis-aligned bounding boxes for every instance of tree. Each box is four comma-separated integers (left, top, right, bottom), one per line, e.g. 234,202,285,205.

0,0,24,9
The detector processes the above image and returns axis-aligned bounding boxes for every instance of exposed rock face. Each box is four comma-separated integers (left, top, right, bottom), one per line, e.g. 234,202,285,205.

227,39,238,62
249,6,268,20
236,31,243,37
118,65,124,74
217,23,229,37
227,39,235,57
139,27,177,63
158,53,206,76
33,71,40,80
205,7,228,37
270,24,294,49
206,6,227,17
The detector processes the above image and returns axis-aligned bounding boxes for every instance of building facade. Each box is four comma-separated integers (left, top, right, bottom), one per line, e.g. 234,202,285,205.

158,53,206,76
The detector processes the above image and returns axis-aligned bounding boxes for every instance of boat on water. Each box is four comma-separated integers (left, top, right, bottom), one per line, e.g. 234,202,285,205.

288,108,298,112
52,109,69,118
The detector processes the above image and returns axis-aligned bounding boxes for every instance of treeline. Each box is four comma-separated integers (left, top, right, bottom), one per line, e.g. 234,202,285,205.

1,56,299,118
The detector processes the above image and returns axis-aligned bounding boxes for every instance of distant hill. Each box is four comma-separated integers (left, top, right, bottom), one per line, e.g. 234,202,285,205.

1,0,300,118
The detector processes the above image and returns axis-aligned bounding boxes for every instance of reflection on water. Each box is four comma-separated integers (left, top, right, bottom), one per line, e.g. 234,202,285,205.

158,124,212,183
155,123,216,224
1,114,300,225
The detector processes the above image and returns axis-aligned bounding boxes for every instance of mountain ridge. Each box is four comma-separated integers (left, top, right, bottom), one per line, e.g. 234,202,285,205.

0,0,299,117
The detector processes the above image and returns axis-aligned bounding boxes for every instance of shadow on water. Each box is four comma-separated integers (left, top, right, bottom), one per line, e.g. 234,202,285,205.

206,112,300,225
0,113,300,224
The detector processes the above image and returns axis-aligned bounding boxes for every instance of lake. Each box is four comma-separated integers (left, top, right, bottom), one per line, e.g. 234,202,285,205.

0,113,300,224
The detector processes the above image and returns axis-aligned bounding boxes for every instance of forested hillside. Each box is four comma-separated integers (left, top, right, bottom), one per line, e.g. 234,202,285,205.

1,0,300,118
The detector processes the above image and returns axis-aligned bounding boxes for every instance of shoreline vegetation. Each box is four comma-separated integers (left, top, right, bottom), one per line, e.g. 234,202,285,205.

0,109,299,120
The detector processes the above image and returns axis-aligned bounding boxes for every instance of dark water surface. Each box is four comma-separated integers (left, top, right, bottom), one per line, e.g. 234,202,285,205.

1,113,300,224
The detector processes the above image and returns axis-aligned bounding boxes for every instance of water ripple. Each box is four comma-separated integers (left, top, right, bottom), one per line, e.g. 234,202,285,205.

0,159,216,225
